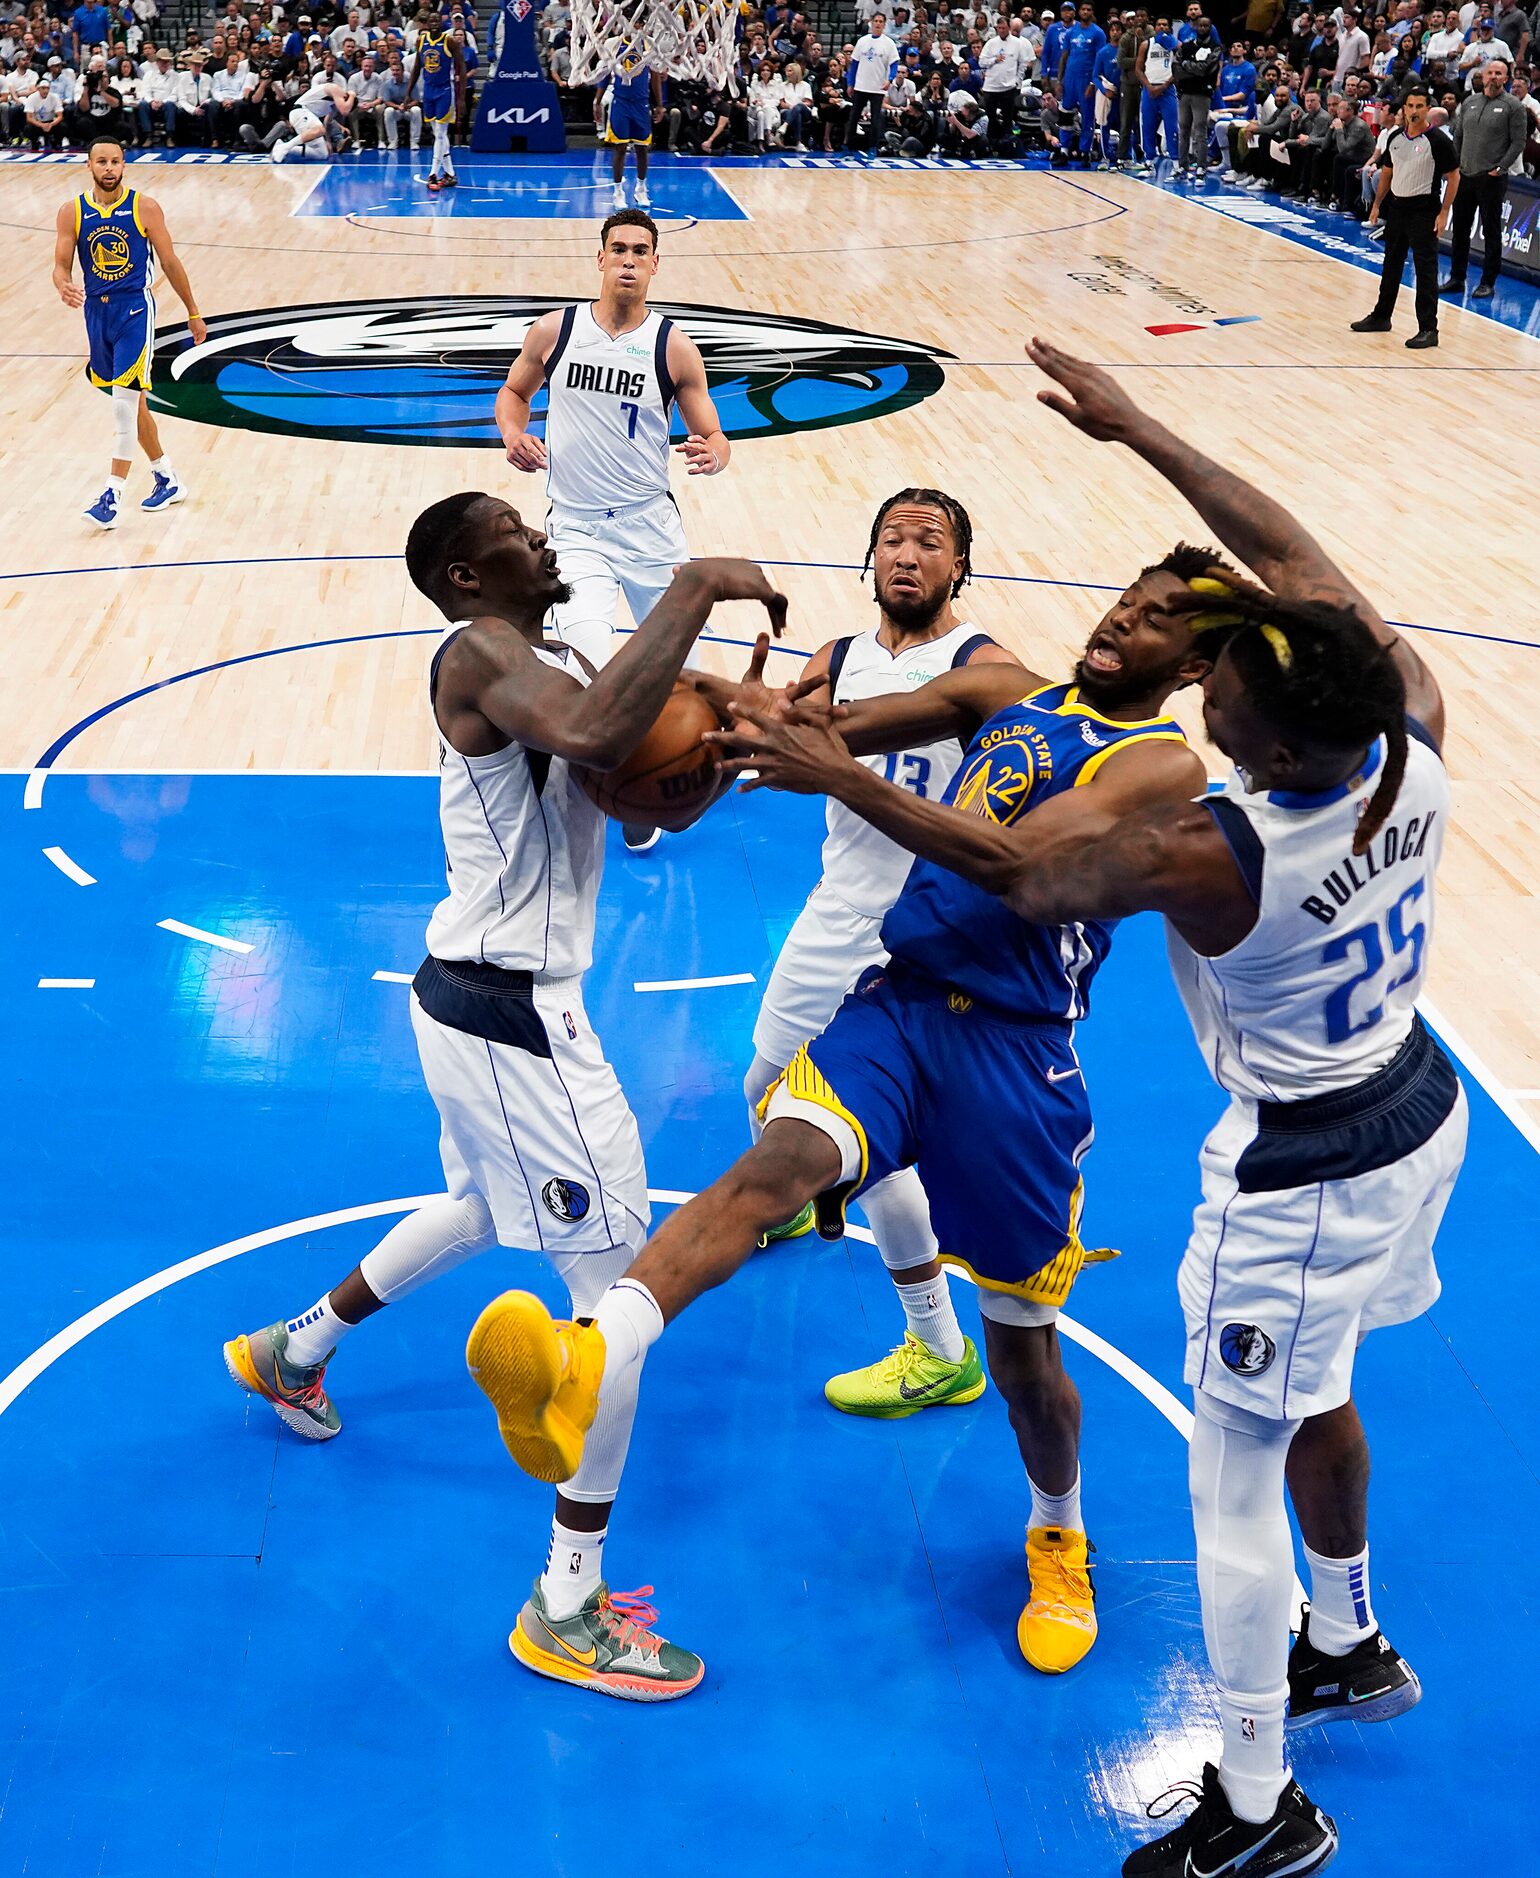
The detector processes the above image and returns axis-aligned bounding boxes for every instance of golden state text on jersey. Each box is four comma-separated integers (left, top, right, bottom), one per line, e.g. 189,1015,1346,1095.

880,682,1188,1021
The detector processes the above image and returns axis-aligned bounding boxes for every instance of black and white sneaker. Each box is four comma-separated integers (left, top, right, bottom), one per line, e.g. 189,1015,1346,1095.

622,824,662,854
1123,1763,1337,1877
1287,1614,1421,1730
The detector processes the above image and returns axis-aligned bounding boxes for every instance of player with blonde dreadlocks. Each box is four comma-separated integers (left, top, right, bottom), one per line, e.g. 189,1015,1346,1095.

708,340,1457,1878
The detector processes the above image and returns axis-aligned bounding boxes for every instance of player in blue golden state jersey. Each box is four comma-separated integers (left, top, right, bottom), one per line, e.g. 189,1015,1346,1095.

462,485,1240,1684
601,44,662,210
51,133,206,531
406,18,464,193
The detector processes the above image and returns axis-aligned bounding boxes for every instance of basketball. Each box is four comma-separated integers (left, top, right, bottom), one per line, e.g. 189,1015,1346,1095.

576,683,727,832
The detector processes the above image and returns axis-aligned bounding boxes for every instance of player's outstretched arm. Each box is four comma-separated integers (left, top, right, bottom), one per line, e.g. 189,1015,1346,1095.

137,196,206,344
462,560,786,770
52,202,84,308
668,329,731,476
1027,336,1444,746
786,655,1032,757
496,311,558,471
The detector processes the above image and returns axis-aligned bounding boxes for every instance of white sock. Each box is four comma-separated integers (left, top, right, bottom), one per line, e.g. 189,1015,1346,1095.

892,1276,966,1363
358,1193,497,1303
107,475,127,495
541,1517,607,1619
594,1277,663,1366
283,1293,351,1369
1190,1391,1298,1824
1303,1542,1376,1655
1028,1467,1083,1534
150,455,175,481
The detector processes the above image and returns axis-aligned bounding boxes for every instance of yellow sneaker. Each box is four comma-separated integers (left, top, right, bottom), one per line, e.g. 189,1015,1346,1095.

1017,1525,1097,1674
466,1290,606,1484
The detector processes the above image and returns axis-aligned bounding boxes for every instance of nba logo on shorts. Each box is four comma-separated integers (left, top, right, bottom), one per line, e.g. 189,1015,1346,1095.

1220,1322,1277,1376
542,1177,591,1222
562,1011,578,1040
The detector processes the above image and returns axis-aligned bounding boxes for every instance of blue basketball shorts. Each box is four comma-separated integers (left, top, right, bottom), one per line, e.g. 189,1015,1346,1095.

761,965,1096,1306
84,288,154,390
604,95,653,145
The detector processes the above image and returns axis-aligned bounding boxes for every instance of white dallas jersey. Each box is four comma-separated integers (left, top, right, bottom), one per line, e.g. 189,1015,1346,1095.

542,303,677,515
425,623,606,977
1168,730,1448,1103
821,621,993,918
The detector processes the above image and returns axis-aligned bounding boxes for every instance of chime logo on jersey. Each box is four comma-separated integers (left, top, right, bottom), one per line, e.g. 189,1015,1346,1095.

1219,1322,1277,1376
541,1177,591,1222
143,296,952,447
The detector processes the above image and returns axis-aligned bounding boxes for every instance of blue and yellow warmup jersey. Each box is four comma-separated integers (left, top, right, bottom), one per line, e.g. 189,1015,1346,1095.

880,682,1188,1021
604,50,654,143
76,187,152,299
419,31,455,119
76,187,158,391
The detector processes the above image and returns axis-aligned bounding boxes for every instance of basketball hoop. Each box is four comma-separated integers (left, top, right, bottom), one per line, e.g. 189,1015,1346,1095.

568,0,740,94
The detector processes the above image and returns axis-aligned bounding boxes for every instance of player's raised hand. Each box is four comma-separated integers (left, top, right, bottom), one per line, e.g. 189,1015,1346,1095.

674,433,723,476
687,558,789,638
1027,337,1144,444
506,432,548,472
705,704,854,796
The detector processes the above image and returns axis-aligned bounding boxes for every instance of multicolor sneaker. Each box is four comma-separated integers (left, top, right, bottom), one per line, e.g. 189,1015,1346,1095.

824,1331,986,1419
756,1200,816,1249
141,471,184,512
510,1578,704,1702
1018,1525,1097,1673
83,486,118,531
223,1320,341,1440
466,1289,605,1483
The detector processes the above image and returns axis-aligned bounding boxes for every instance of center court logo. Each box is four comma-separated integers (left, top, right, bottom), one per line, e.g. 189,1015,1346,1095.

145,297,953,448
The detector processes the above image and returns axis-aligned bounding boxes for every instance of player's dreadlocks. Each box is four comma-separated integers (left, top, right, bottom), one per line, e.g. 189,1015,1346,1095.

1177,568,1409,856
862,488,974,597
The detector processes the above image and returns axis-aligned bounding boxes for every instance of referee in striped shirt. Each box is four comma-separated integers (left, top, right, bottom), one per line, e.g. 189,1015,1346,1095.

1351,84,1460,348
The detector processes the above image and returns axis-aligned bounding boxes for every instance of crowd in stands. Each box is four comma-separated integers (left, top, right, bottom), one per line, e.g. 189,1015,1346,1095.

539,0,1540,178
0,0,484,151
4,0,1538,198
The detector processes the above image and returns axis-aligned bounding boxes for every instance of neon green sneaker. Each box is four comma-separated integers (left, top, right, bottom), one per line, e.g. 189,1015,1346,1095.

756,1200,816,1249
824,1331,986,1419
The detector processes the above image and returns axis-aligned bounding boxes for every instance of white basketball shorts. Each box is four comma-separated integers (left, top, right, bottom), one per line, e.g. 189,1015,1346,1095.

1180,1085,1468,1421
752,880,889,1071
546,493,689,671
409,975,650,1260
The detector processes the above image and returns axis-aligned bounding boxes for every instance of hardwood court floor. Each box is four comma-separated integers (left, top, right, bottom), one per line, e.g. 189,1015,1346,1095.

3,151,1537,1095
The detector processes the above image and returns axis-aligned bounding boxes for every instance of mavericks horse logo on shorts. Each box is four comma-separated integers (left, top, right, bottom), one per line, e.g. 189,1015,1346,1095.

1220,1322,1277,1376
542,1177,591,1222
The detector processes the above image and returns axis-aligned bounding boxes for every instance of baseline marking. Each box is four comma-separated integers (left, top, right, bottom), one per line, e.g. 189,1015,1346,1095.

42,844,96,885
373,969,415,985
37,977,95,989
633,972,757,993
158,917,255,954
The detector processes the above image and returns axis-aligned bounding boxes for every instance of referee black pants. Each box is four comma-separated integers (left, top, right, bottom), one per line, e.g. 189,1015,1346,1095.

1446,171,1506,288
1372,200,1440,333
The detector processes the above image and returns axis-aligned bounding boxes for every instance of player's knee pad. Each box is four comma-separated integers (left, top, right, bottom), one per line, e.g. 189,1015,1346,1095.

112,384,138,457
358,1191,497,1303
554,1239,641,1319
1190,1389,1298,1689
856,1166,939,1273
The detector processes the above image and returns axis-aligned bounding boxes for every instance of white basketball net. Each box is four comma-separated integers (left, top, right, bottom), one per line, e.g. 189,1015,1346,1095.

569,0,739,93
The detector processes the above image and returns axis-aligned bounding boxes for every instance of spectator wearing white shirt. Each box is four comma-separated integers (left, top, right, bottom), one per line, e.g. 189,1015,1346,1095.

980,20,1028,145
175,49,213,144
779,59,814,148
748,56,787,145
210,48,250,142
379,50,421,148
349,51,386,145
1459,18,1515,81
138,45,176,139
846,9,898,149
25,74,66,146
1335,6,1370,80
1424,17,1468,77
0,54,38,143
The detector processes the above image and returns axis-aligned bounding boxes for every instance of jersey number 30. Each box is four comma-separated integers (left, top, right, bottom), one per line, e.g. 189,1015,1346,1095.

1320,879,1426,1044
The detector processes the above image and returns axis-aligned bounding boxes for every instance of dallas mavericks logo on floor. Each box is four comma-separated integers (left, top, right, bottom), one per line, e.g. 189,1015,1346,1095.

541,1177,591,1222
143,297,952,448
1219,1322,1277,1376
